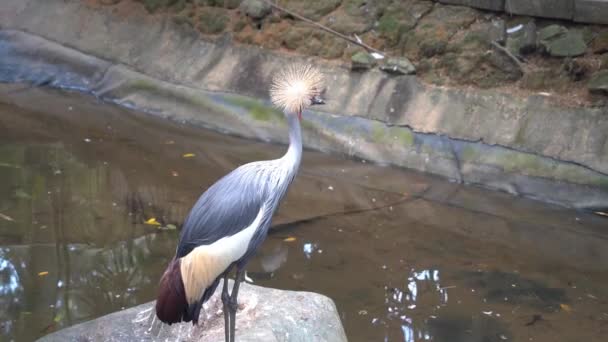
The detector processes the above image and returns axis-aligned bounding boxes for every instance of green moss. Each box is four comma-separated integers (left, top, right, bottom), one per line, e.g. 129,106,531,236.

138,0,181,13
172,14,194,27
388,127,414,146
198,8,227,34
371,122,387,143
233,19,247,32
301,118,315,131
500,153,547,174
130,79,159,91
378,15,399,34
225,96,284,123
460,146,478,161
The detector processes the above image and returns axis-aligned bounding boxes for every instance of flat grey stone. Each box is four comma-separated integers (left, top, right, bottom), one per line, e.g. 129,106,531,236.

489,18,507,45
380,57,416,75
574,0,608,25
240,0,272,20
542,30,587,57
589,70,608,94
37,281,347,342
351,51,376,71
437,0,505,11
505,0,574,19
537,24,568,42
506,21,537,56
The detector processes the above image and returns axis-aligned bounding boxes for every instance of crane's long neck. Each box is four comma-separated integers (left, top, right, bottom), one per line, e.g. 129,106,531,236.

282,112,302,175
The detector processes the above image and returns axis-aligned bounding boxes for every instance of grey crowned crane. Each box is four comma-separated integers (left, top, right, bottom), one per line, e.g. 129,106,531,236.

155,64,325,342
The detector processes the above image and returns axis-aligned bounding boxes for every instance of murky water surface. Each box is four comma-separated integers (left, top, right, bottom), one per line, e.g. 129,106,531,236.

0,86,607,342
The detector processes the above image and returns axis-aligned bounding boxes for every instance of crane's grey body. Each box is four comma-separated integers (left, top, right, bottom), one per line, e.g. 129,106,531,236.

176,113,302,304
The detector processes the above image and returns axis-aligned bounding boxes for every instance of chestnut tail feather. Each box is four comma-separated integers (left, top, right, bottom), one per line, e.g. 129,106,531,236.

155,258,189,324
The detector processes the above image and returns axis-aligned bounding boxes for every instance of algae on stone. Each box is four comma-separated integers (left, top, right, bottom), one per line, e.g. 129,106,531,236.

225,95,284,123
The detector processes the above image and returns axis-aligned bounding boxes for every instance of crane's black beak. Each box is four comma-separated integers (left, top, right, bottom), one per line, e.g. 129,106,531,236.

311,94,325,105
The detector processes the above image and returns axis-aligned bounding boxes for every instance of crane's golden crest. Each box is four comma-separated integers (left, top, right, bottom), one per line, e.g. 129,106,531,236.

270,64,324,114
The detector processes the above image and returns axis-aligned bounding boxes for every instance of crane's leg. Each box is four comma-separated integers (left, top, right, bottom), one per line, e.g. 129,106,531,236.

221,265,234,342
228,267,245,342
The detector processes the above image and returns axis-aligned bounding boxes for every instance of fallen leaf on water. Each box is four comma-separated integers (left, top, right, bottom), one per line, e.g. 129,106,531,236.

14,189,31,199
160,224,177,230
0,213,15,221
144,218,161,226
38,271,49,277
54,313,64,323
182,153,195,158
560,303,572,312
283,237,297,242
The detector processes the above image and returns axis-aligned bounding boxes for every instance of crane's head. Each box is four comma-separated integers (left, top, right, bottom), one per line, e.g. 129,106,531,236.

270,64,325,120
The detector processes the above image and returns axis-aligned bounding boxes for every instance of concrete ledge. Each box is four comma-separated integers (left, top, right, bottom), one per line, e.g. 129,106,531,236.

438,0,505,11
440,0,608,24
505,0,574,20
574,0,608,24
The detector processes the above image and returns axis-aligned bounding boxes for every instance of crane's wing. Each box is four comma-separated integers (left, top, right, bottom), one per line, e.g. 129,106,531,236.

176,165,267,258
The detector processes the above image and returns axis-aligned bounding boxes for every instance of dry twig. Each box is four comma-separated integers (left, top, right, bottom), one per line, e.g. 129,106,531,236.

261,0,384,55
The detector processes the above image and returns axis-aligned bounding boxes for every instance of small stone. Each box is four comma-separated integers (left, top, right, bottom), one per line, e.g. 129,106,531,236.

563,58,588,81
537,24,568,42
489,19,506,45
588,70,608,94
591,31,608,54
240,0,272,20
600,54,608,70
543,31,587,57
380,57,416,75
351,51,376,71
506,21,536,56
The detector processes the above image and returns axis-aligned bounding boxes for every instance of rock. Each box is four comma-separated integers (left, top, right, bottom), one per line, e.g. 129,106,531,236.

591,31,608,54
402,4,478,56
537,24,568,42
542,30,587,57
324,9,372,35
280,0,341,21
437,0,505,11
197,8,228,34
380,57,416,75
505,0,574,20
601,54,608,70
489,18,506,45
377,1,434,47
324,0,381,35
351,51,376,71
281,24,346,59
240,0,271,20
37,281,347,342
588,70,608,94
506,21,537,56
574,0,608,25
563,58,588,81
520,69,552,90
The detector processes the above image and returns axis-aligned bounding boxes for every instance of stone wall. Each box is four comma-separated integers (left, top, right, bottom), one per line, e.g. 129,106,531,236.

1,0,607,209
437,0,608,24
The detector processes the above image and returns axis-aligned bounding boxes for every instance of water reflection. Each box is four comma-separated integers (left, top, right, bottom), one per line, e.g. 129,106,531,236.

2,88,608,342
383,269,446,342
0,249,22,297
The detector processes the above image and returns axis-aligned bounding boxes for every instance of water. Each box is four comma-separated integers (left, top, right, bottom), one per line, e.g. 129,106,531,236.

0,85,607,342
